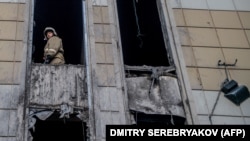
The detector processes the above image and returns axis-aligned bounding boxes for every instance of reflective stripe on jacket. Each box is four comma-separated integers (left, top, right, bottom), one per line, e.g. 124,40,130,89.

44,36,65,61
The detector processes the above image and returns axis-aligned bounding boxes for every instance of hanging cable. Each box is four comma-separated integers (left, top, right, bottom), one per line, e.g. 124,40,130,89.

133,0,143,48
135,111,138,125
209,90,222,124
168,110,175,125
209,59,238,124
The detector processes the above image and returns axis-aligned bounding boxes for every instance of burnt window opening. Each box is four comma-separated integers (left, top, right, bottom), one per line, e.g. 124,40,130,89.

32,0,85,65
29,111,87,141
117,1,184,123
132,111,186,125
116,0,170,67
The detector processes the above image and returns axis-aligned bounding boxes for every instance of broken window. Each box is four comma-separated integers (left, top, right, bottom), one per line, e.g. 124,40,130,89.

28,107,88,141
116,0,176,80
116,0,186,124
117,0,170,67
32,0,85,65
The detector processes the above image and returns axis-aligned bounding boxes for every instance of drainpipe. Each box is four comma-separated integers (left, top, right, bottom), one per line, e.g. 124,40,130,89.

82,0,95,140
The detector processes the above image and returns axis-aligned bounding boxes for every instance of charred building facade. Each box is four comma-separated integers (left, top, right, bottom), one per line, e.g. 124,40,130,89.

0,0,250,141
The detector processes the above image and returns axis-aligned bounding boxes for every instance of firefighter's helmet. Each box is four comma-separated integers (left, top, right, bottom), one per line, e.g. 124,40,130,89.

43,27,58,40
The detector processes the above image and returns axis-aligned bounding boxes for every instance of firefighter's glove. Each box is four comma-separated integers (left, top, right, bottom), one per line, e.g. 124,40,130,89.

46,55,52,59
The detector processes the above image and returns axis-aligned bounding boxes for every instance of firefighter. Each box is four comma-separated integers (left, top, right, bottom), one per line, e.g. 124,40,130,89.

43,27,65,65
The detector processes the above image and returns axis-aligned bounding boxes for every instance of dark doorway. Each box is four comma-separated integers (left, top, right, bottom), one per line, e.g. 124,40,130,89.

32,0,84,65
30,111,87,141
116,0,169,66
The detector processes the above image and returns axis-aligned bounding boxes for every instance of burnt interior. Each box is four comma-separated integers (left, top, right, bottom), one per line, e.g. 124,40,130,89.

116,0,170,66
30,111,87,141
32,0,84,65
132,111,186,125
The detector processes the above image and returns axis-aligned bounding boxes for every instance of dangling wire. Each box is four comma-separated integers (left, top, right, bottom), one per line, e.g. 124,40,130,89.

169,111,175,125
133,0,144,48
136,111,138,125
81,121,86,141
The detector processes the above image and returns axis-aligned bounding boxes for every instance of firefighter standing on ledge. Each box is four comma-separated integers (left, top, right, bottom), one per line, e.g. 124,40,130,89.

43,27,65,65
